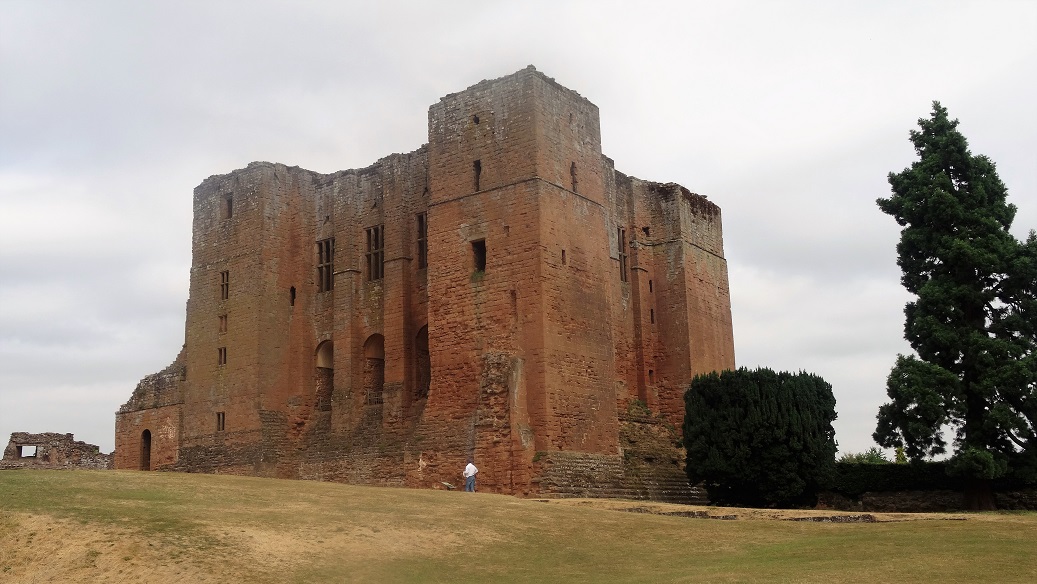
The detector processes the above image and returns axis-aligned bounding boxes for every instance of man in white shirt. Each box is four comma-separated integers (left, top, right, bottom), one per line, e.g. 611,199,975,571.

463,459,478,492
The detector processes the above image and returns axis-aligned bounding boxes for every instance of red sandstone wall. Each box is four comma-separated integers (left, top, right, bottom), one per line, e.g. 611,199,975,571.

114,404,180,470
537,185,618,454
602,170,735,429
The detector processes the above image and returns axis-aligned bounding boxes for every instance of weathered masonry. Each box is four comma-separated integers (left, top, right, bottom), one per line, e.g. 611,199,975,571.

115,66,735,499
1,432,112,470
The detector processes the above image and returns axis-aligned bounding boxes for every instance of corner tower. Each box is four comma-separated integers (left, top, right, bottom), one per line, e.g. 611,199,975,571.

422,67,618,493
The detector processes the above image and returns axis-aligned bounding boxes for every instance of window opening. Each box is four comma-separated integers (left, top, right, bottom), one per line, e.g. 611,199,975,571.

642,226,650,237
315,340,334,411
315,340,334,368
317,238,335,292
417,212,428,269
472,239,486,273
650,308,655,324
216,412,226,432
561,249,567,265
290,286,296,306
473,160,481,192
218,347,227,366
472,114,480,124
570,162,578,193
648,370,655,384
19,445,38,458
649,280,653,293
218,314,227,333
366,226,384,281
618,228,628,282
220,271,229,300
224,196,233,219
364,334,385,404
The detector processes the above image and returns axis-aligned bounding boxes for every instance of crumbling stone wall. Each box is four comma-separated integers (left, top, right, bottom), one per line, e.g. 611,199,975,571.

115,66,735,500
1,432,112,470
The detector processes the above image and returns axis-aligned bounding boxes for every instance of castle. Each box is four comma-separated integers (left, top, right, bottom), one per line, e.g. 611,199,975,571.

115,66,735,498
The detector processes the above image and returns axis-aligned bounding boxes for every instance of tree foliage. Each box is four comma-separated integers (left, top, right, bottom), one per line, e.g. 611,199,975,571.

683,368,837,507
838,447,890,464
874,102,1037,507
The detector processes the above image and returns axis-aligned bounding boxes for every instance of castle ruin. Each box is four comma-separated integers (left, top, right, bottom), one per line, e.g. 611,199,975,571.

2,432,112,470
115,66,735,498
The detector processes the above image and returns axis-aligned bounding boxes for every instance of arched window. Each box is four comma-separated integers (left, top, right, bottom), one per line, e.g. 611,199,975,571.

140,429,152,471
315,340,334,411
316,340,334,368
364,334,385,404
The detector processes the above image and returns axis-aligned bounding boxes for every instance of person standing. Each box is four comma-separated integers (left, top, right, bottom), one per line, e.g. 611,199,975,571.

463,459,478,492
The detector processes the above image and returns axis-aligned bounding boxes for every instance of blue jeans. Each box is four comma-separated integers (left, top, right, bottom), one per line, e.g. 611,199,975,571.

465,475,476,492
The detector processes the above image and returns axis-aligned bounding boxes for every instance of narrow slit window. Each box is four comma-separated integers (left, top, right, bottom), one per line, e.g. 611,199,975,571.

649,280,653,293
561,249,567,265
365,226,384,281
218,314,227,333
472,239,486,273
617,228,628,282
224,196,233,219
220,271,229,300
416,212,427,269
317,238,335,292
570,161,578,193
650,308,655,324
216,411,226,432
473,160,482,192
648,370,655,384
218,347,227,366
290,286,296,306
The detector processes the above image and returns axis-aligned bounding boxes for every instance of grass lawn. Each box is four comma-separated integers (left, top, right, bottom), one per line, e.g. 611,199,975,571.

1,469,1034,583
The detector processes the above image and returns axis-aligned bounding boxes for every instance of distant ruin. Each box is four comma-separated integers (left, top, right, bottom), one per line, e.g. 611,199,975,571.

1,432,112,470
115,66,734,501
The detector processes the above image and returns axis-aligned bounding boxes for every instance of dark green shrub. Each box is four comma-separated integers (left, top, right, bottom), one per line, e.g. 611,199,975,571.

683,367,837,507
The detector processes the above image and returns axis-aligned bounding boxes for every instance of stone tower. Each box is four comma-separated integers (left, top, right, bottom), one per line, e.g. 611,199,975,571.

115,66,735,498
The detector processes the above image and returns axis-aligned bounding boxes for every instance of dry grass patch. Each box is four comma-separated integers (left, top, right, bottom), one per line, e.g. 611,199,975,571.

1,469,1035,583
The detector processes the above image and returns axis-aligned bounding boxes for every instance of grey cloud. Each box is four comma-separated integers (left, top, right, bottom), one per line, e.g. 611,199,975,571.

1,0,1034,457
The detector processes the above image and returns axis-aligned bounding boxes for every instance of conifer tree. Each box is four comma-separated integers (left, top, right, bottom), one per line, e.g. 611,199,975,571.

683,368,837,507
874,102,1037,509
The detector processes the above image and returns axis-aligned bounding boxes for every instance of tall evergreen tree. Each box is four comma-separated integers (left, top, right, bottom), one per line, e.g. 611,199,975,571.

874,102,1037,509
684,368,837,508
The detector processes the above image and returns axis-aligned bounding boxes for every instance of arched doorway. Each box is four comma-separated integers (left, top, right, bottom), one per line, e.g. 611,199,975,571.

315,340,334,411
363,334,385,404
140,429,152,471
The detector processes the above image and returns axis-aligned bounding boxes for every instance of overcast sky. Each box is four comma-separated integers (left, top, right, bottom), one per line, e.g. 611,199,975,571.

2,1,1035,457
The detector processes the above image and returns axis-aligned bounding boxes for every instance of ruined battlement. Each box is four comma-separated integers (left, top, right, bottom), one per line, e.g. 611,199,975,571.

115,67,735,500
1,432,112,470
119,348,187,413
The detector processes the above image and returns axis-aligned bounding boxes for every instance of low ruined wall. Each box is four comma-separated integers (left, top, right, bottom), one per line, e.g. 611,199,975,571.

1,432,112,470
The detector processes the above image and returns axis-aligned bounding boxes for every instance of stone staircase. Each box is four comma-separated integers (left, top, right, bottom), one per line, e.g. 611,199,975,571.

532,415,709,505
